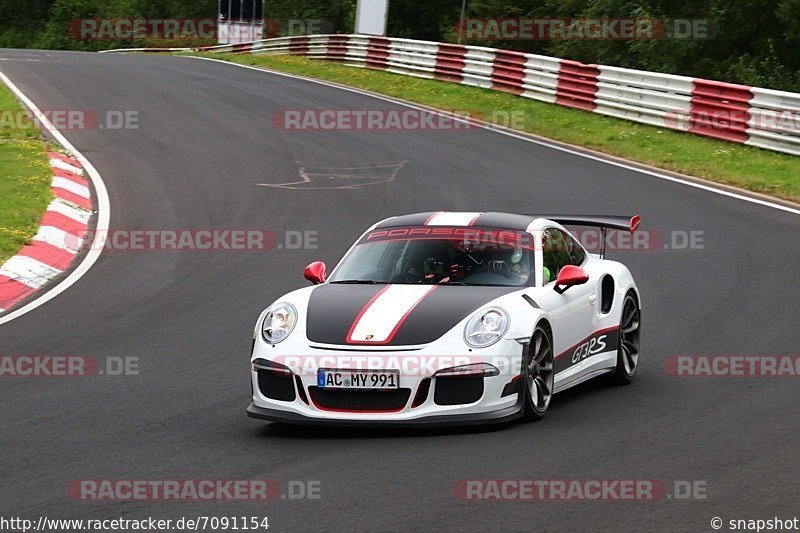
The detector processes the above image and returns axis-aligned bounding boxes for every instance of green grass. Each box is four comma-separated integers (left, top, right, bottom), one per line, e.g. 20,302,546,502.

198,52,800,202
0,83,52,264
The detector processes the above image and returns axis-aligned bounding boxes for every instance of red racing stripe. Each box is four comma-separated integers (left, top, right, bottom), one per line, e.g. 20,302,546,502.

423,211,444,225
346,285,439,345
345,284,392,344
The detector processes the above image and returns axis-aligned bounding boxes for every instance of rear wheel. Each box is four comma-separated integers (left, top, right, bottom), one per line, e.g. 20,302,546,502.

523,324,555,421
610,292,641,385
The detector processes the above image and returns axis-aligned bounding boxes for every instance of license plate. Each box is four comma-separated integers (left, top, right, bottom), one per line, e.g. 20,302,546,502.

317,369,399,390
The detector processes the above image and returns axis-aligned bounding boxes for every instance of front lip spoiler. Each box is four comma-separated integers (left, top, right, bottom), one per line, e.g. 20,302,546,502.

246,401,523,428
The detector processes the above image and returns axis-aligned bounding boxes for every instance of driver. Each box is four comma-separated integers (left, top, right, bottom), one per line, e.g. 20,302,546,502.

484,245,530,283
423,255,448,282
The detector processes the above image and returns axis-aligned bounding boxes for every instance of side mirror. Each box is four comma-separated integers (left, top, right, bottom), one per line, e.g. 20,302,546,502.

554,265,589,294
304,261,327,285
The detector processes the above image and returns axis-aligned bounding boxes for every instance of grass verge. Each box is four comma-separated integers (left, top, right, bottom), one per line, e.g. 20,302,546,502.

0,82,52,264
199,52,800,203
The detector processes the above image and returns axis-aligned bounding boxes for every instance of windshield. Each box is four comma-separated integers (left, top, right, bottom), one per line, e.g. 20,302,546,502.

329,226,535,287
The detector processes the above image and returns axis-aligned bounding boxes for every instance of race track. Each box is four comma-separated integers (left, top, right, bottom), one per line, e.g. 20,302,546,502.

1,49,798,531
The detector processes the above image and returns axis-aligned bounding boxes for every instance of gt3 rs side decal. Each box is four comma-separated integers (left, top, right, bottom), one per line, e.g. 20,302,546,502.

347,285,438,344
554,326,620,374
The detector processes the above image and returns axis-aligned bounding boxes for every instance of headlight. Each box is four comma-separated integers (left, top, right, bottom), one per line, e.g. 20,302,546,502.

464,307,509,348
261,302,297,344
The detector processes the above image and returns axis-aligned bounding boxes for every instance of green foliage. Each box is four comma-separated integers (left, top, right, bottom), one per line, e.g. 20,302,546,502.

262,0,356,32
0,82,53,264
457,0,800,91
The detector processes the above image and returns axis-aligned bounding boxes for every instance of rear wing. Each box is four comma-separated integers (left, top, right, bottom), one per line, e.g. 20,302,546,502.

536,215,641,259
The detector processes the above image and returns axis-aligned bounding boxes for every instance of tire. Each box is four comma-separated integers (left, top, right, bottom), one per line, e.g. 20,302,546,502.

522,323,555,421
609,291,641,385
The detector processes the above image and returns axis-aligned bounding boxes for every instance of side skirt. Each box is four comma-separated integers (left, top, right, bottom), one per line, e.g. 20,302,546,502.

553,368,615,394
553,349,617,393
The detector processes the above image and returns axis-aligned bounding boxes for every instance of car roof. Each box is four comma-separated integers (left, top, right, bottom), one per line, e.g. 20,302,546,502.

375,212,540,231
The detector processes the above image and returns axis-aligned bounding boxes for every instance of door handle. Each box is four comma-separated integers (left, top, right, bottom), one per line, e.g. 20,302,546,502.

589,292,597,305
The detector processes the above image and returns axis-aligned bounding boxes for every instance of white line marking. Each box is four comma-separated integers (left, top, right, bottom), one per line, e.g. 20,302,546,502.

0,256,62,289
52,176,90,198
0,71,110,326
33,226,83,253
50,158,84,175
187,56,800,216
47,198,92,224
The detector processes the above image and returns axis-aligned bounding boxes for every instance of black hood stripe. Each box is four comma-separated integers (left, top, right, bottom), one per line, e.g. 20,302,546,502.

306,284,519,346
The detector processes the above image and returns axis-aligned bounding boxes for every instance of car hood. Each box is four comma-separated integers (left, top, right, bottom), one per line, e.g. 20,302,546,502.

305,283,520,346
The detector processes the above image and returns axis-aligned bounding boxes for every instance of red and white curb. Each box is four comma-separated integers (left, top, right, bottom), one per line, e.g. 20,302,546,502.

0,152,92,313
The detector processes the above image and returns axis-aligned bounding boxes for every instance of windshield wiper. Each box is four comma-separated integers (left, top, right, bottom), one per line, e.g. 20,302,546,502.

329,279,383,284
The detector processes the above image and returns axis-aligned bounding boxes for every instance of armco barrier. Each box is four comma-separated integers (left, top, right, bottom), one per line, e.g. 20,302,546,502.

100,35,800,156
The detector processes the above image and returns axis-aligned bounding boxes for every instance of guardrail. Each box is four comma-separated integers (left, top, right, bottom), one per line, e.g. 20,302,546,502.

101,35,800,156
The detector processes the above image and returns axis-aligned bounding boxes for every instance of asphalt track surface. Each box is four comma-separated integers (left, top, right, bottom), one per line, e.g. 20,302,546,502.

1,49,798,532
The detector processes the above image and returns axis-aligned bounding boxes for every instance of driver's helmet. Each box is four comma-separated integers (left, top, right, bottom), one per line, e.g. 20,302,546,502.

485,245,528,276
423,255,446,275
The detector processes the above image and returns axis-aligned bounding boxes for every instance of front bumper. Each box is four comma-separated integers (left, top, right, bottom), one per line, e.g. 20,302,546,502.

246,400,523,428
248,337,527,426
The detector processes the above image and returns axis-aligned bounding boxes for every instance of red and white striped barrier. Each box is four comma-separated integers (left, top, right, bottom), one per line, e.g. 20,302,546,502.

0,152,92,313
101,35,800,156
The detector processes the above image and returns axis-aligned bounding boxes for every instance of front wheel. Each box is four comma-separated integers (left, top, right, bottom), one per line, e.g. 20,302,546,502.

609,292,641,385
522,324,555,421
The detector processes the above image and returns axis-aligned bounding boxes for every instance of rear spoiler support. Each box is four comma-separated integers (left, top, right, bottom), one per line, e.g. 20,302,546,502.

600,226,608,259
534,215,641,259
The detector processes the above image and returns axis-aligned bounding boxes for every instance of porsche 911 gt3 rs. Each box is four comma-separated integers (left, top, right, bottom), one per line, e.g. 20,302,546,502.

247,212,642,427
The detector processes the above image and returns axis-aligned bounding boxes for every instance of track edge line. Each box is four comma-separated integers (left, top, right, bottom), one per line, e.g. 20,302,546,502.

0,70,111,326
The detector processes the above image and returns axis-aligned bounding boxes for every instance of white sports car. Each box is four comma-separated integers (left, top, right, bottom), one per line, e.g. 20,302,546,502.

247,212,642,426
